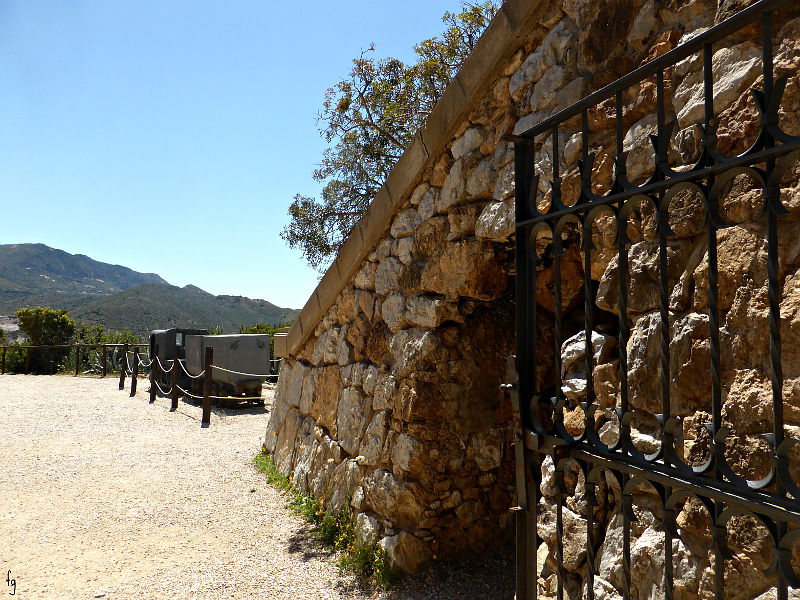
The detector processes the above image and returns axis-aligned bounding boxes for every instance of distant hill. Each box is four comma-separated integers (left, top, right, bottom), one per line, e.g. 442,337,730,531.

0,243,299,336
72,283,298,336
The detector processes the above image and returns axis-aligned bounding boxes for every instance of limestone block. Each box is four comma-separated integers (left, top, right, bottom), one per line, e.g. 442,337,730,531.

273,407,303,475
354,261,377,290
561,330,616,379
299,367,317,415
447,204,482,240
391,433,424,475
414,216,449,259
290,417,316,492
362,364,380,395
390,209,422,239
372,372,398,410
465,156,496,199
622,113,659,184
419,240,507,301
327,458,361,512
356,512,381,546
537,499,587,572
468,428,503,471
310,365,342,438
431,154,449,187
417,187,438,220
375,257,403,296
475,199,514,242
530,65,568,113
395,237,414,265
389,328,440,379
275,358,304,409
409,183,429,206
435,159,465,213
381,291,407,333
335,287,356,324
626,311,711,415
337,386,369,456
509,20,574,102
359,410,388,466
674,42,761,128
363,468,423,531
380,532,432,574
405,294,458,329
369,238,393,263
492,162,514,202
308,433,341,500
356,289,375,321
451,127,483,159
628,0,656,43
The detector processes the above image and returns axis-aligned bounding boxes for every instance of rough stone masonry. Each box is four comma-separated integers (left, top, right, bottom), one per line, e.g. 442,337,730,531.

265,0,800,592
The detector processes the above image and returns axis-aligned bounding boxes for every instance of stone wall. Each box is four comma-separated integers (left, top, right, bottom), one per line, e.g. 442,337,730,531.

265,0,800,583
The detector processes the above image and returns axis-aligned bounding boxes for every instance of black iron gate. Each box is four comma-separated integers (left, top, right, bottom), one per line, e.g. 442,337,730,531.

510,0,800,598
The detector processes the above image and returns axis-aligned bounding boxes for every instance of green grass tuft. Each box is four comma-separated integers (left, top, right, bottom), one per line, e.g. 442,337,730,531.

252,449,394,589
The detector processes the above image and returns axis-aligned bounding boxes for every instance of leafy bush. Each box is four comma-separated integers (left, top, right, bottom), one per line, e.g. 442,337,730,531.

252,450,392,588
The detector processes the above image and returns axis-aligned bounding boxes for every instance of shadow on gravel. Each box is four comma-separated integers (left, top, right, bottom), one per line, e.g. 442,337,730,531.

286,525,335,562
380,544,516,600
284,522,516,600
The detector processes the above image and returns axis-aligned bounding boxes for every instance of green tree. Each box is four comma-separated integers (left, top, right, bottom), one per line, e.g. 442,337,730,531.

281,2,499,270
239,321,293,362
17,307,76,346
16,307,77,374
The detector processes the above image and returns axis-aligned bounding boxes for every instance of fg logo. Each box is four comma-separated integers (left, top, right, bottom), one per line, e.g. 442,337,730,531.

5,571,14,596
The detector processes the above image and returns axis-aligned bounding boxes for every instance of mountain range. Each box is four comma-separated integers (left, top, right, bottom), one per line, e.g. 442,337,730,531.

0,243,299,337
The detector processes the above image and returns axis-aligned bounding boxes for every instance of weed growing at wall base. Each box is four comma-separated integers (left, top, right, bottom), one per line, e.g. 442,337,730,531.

252,450,394,589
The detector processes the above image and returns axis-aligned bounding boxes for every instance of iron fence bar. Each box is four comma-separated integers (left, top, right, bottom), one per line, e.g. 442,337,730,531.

525,432,800,524
515,137,800,229
516,0,786,139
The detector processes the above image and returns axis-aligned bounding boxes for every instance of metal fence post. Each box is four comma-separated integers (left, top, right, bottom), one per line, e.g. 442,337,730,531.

102,345,108,378
50,347,56,374
25,347,31,374
170,358,179,411
202,347,213,426
74,344,80,377
130,347,139,397
119,343,128,390
1,347,5,374
149,344,158,403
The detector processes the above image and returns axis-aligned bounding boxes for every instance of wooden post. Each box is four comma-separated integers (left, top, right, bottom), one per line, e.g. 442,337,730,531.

202,347,213,426
119,343,128,390
50,347,56,374
74,344,80,377
149,344,158,403
1,347,6,374
130,347,139,396
102,345,108,378
170,357,179,411
25,347,31,374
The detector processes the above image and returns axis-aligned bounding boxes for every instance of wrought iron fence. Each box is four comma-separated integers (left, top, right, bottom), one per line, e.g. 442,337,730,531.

510,0,800,598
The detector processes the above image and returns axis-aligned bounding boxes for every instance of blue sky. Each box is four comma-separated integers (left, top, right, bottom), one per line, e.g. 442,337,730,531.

0,1,470,309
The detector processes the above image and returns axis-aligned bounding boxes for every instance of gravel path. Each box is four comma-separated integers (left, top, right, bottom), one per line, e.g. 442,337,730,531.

0,375,515,600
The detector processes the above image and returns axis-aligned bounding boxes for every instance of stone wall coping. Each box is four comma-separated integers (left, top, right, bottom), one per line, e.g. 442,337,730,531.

279,0,547,358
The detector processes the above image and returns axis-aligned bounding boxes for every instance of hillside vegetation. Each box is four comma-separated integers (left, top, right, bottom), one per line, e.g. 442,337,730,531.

0,243,298,336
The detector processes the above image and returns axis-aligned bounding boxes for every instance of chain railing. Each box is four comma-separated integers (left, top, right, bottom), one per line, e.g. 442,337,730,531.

0,343,147,377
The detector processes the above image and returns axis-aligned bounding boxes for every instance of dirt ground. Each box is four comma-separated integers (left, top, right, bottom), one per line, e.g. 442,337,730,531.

0,375,515,600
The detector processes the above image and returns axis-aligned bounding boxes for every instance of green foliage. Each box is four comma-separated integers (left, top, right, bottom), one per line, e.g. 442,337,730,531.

208,325,225,335
281,1,499,270
16,307,76,346
252,450,392,588
239,321,293,359
15,307,77,373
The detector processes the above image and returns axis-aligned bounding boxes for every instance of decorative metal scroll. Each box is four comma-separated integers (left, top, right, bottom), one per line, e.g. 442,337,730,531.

510,1,800,599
